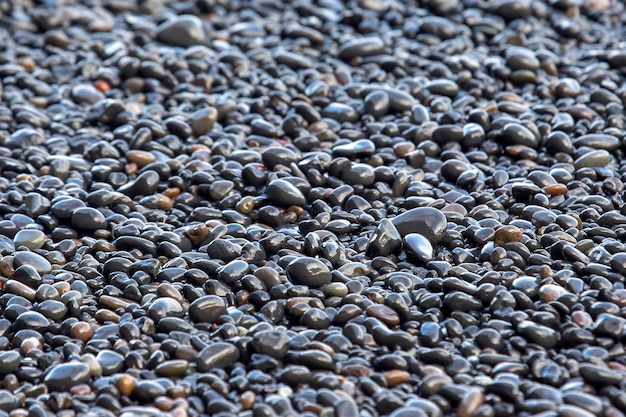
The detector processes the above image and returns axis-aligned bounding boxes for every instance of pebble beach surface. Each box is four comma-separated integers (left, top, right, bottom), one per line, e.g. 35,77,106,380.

1,0,626,416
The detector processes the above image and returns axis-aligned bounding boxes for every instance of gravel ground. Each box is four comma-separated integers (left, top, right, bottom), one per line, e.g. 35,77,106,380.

0,0,626,416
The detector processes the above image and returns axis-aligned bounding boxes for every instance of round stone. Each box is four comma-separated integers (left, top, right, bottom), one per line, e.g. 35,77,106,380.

13,230,46,250
71,207,107,231
189,295,227,323
267,179,306,207
197,342,240,372
44,362,91,392
286,257,332,288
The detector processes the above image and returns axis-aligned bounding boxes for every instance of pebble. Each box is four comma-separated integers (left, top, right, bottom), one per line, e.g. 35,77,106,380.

404,233,434,263
44,362,91,392
13,230,45,250
156,15,210,47
267,179,306,207
197,343,240,372
338,37,386,60
391,207,447,242
286,257,332,288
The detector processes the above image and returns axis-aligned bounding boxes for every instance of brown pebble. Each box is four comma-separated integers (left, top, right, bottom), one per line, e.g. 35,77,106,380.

366,304,400,326
571,310,593,327
384,370,411,387
493,225,523,246
21,338,42,354
543,184,568,196
0,257,14,277
458,388,484,417
154,396,174,411
187,224,208,245
69,322,94,343
99,295,131,309
70,384,92,395
94,309,121,323
5,280,36,301
393,142,415,157
241,391,255,410
156,194,174,210
126,150,156,167
116,374,135,397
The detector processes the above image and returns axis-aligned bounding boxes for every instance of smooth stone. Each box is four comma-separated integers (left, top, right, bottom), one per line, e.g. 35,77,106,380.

13,229,46,250
44,362,90,392
51,198,86,219
206,239,241,262
360,86,416,111
197,342,240,372
189,107,217,136
366,218,402,257
286,257,331,288
563,392,603,415
333,139,376,158
216,260,249,285
96,350,125,376
404,233,434,263
14,311,49,331
251,331,291,359
572,134,621,151
208,180,234,200
494,225,523,246
505,47,539,71
391,207,447,242
287,350,334,370
501,123,538,148
267,179,306,207
322,103,359,123
189,295,227,323
441,159,471,183
300,308,330,329
0,390,17,412
579,364,624,385
13,252,51,274
338,37,385,60
517,321,558,349
117,171,160,197
364,91,390,117
156,15,210,47
0,351,20,375
147,297,184,321
38,302,70,326
262,147,299,169
342,163,375,186
71,207,107,231
71,84,104,105
610,253,626,275
574,150,611,169
132,380,166,402
366,304,400,326
155,360,189,377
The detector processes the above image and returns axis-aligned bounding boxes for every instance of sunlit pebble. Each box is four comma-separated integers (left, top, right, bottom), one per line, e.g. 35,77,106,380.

20,338,42,354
